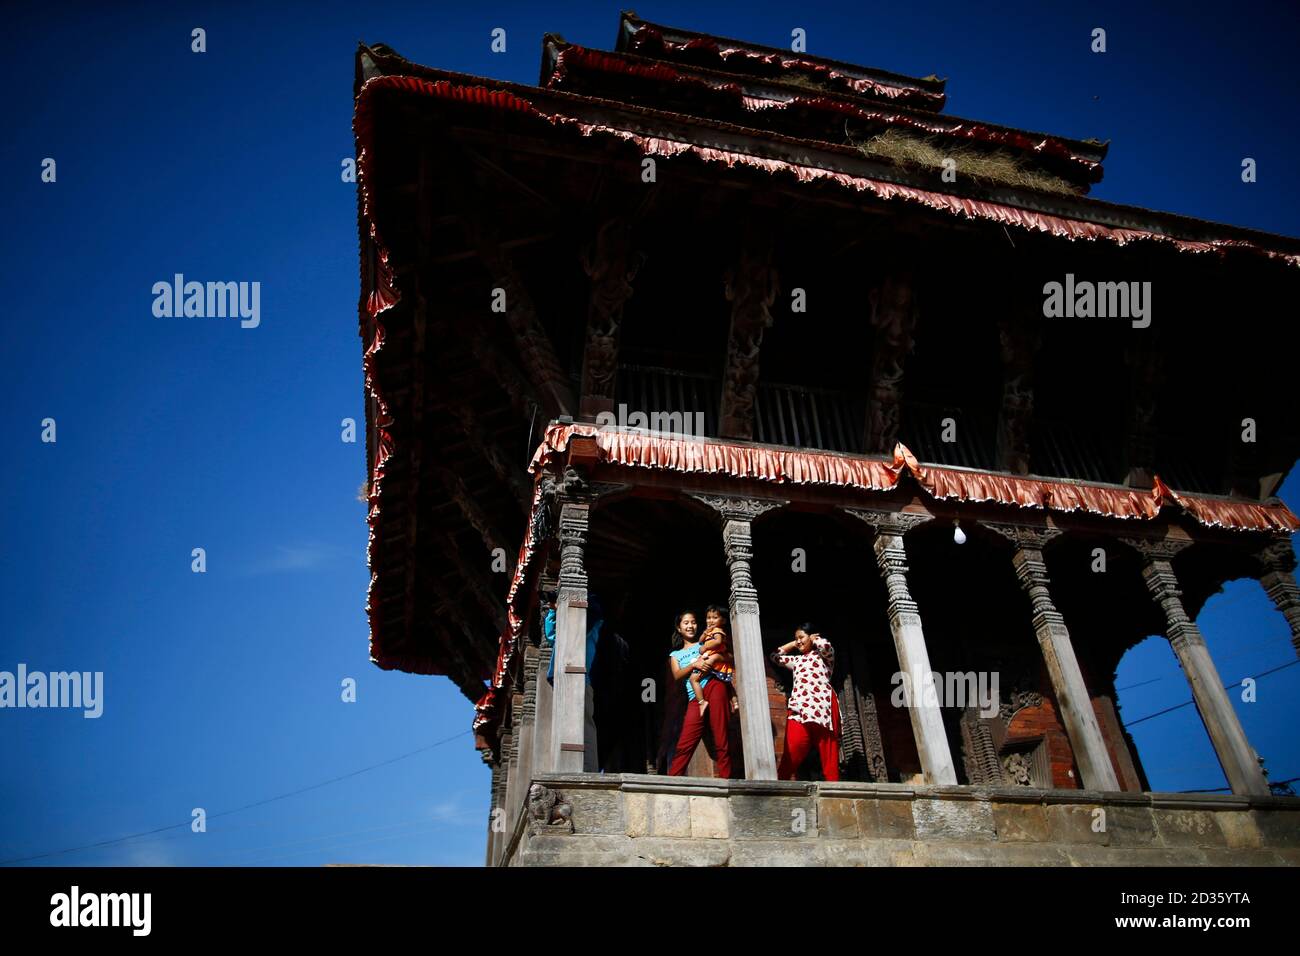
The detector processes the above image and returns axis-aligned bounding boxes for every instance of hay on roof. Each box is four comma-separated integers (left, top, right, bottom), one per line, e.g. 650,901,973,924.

852,127,1081,196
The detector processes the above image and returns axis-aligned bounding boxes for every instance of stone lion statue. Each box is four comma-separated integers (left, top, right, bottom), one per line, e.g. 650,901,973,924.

527,784,574,833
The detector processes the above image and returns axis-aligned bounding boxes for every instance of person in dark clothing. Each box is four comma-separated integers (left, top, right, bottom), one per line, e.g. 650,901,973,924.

589,606,633,772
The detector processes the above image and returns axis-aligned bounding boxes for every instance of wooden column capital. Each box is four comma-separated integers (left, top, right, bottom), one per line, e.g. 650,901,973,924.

1119,534,1194,562
689,493,787,524
843,507,933,539
1256,537,1298,575
984,522,1062,551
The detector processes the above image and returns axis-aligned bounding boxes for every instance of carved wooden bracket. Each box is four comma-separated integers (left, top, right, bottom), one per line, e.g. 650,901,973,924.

588,480,633,502
1119,534,1194,561
983,522,1062,550
689,493,788,523
843,507,933,537
1256,536,1298,575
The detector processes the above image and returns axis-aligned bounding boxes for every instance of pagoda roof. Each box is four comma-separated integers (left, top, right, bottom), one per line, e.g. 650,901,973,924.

616,11,949,112
541,36,1106,191
357,43,1300,265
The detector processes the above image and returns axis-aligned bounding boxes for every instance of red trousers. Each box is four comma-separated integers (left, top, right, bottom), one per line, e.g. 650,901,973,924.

669,679,733,778
778,694,841,781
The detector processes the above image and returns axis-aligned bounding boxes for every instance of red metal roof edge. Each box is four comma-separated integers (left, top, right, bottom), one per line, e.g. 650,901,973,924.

530,423,1300,534
544,39,1104,184
353,60,1300,264
618,11,947,102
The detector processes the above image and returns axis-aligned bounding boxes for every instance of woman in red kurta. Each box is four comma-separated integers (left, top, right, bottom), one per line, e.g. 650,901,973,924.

769,623,841,781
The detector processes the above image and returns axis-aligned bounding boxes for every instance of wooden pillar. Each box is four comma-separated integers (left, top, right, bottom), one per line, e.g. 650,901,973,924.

864,273,916,455
1122,340,1163,488
579,217,642,418
988,524,1120,791
550,499,590,773
498,725,515,860
1126,538,1270,796
995,312,1039,476
512,644,541,803
485,752,504,866
719,240,778,440
845,509,957,785
1257,538,1300,658
532,640,555,774
691,494,785,779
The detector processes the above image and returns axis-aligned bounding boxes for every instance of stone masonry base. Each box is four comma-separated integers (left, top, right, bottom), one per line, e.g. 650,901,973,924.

503,773,1300,866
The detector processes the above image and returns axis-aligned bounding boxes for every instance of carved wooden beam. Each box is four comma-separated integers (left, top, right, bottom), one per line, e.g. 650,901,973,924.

436,466,512,568
1226,424,1262,499
401,145,434,663
1123,337,1163,489
452,174,575,419
428,575,498,678
996,311,1040,476
445,398,532,513
719,240,779,440
433,529,510,635
477,239,576,420
431,315,542,426
428,599,493,692
579,217,643,417
864,272,917,455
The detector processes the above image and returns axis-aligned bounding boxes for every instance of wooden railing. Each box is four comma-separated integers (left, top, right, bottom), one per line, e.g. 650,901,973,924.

613,365,1228,493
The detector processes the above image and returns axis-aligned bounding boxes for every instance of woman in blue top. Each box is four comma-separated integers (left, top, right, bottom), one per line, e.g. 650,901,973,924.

666,609,733,777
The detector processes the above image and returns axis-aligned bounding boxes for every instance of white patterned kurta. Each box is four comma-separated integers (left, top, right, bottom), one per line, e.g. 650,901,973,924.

770,638,836,732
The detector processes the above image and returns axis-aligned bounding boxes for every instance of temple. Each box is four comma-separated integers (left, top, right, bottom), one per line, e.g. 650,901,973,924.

353,12,1300,866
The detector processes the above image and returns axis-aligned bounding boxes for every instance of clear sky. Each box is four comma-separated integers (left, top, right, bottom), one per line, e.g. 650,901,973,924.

2,0,1297,866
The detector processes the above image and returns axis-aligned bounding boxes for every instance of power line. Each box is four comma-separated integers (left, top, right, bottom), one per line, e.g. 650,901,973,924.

0,730,472,866
1124,659,1300,727
1116,632,1293,691
1178,775,1299,795
209,787,483,863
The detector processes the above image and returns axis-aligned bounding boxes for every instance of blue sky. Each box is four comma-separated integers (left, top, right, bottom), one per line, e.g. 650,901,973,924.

1,0,1297,866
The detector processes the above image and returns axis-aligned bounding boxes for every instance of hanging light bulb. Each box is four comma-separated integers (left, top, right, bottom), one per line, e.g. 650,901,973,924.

953,520,967,545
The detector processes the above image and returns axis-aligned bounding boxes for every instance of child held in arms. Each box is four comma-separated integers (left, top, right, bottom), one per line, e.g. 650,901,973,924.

689,605,738,716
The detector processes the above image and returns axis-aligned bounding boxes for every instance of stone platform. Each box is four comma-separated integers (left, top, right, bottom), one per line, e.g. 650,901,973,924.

503,773,1300,866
